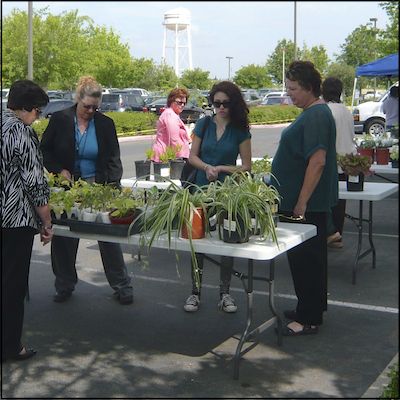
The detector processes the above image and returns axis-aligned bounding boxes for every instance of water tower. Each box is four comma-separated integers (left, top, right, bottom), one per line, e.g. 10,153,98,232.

162,7,193,77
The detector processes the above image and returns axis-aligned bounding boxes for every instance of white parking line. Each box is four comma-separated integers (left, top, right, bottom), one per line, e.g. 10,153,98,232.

31,260,398,314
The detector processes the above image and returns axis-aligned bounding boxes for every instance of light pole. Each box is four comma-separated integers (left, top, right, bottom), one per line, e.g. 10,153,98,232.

226,56,233,80
370,17,378,97
293,1,297,61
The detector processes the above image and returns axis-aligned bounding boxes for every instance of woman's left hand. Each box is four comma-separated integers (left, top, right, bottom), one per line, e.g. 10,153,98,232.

40,226,53,245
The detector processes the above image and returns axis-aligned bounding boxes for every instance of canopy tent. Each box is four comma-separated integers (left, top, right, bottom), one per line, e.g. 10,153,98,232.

351,53,399,109
355,53,399,77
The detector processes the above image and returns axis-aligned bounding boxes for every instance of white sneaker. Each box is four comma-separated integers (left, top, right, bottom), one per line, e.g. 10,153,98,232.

218,294,237,313
184,294,200,312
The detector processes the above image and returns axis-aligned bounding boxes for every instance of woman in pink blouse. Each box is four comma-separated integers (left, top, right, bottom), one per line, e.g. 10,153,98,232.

151,88,191,162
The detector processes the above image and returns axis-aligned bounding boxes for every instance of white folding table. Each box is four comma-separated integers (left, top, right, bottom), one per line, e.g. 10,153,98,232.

370,163,398,183
338,181,398,284
53,222,316,379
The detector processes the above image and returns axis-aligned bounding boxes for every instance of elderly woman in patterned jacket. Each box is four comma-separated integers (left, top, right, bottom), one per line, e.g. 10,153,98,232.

1,80,53,362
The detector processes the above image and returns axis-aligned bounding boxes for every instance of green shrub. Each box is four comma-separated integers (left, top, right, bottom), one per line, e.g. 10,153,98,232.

248,105,301,124
32,106,299,140
380,363,399,399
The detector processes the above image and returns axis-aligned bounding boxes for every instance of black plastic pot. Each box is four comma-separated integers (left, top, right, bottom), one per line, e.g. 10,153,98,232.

169,158,186,180
153,162,170,182
346,173,364,191
135,160,151,180
218,212,250,243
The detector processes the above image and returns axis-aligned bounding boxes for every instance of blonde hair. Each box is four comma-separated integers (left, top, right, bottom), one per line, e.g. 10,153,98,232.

75,76,102,102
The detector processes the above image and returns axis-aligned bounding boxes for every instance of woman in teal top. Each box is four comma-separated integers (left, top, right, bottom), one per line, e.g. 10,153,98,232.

183,81,252,314
271,61,338,336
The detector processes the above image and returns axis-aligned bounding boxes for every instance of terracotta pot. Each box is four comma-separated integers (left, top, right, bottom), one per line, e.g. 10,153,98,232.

375,148,390,165
181,208,205,239
109,209,136,225
357,148,375,163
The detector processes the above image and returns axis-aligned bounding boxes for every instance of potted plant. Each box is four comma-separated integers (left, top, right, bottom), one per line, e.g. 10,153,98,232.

375,136,394,165
356,134,376,162
337,153,373,191
153,151,171,182
109,188,141,225
251,155,272,181
389,144,398,168
135,149,154,180
208,172,280,244
140,180,212,289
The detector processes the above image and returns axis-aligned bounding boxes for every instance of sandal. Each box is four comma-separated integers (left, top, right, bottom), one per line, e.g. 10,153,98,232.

11,347,37,361
281,323,319,336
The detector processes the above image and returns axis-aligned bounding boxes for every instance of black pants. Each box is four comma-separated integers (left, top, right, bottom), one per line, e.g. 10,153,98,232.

2,227,36,359
51,236,132,295
286,212,328,326
191,254,233,298
331,174,347,236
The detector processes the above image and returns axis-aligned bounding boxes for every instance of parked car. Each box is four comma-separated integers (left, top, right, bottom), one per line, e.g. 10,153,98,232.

121,88,150,98
98,93,148,112
262,91,287,101
146,97,206,123
41,99,75,118
260,95,293,106
241,91,262,106
352,81,398,136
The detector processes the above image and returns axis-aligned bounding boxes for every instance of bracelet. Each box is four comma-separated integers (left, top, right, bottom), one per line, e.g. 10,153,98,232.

204,164,210,171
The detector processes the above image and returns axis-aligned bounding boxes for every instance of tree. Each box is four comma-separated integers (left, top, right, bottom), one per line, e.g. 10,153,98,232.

337,25,381,67
233,64,272,89
379,1,399,54
179,68,212,89
325,62,355,101
300,44,329,75
265,40,297,85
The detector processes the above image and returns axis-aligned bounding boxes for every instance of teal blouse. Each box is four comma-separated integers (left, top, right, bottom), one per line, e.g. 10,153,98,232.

271,104,338,212
193,116,251,186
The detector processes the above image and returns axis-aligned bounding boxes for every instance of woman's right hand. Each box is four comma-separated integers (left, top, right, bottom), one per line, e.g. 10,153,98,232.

206,165,219,181
40,226,53,245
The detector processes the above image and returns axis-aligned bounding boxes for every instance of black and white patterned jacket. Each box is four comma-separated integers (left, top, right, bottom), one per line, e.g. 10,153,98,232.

1,110,50,229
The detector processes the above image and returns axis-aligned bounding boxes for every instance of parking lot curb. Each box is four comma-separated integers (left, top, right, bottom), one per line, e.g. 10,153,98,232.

361,353,398,398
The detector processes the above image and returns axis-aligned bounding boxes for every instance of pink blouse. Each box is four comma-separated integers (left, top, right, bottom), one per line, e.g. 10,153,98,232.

151,107,190,162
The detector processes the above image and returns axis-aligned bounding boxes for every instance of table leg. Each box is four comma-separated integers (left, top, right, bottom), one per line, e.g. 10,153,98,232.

368,201,376,269
352,200,364,285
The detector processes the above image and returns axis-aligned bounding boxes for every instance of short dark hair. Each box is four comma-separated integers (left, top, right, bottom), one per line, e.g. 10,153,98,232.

209,80,249,131
286,61,322,97
322,77,343,103
7,80,49,111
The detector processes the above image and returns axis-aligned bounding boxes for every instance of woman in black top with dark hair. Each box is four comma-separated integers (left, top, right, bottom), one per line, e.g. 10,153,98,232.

2,80,53,362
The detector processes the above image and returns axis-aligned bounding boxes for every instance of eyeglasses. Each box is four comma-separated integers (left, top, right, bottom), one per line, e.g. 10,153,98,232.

81,103,99,111
213,101,231,108
174,100,186,106
34,107,42,115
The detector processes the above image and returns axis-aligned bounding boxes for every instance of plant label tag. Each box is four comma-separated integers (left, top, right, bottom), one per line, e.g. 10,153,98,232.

223,219,236,232
160,167,170,177
209,214,217,227
348,175,359,183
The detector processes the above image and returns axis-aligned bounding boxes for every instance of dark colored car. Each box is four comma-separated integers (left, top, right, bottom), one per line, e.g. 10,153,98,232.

41,99,75,118
98,93,147,112
146,97,206,124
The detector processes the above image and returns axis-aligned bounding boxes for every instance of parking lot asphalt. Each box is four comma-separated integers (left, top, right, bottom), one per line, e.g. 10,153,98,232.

1,173,398,398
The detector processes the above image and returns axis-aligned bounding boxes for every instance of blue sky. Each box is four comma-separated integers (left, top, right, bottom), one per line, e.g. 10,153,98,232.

2,1,390,79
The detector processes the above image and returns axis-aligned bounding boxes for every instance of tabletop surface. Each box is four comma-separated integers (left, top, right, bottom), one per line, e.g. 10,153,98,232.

338,181,398,200
53,222,316,261
370,163,398,174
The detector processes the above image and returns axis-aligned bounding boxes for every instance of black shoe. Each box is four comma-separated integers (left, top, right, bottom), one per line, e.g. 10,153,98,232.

3,347,37,362
113,291,133,305
53,291,72,303
283,309,297,320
